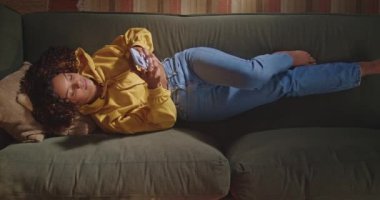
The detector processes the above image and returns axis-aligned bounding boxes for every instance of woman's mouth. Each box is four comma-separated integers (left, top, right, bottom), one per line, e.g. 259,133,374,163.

83,78,87,90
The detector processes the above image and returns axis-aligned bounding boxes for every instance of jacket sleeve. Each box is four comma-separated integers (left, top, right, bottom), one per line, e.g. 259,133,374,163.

125,27,154,52
94,86,177,134
89,27,154,79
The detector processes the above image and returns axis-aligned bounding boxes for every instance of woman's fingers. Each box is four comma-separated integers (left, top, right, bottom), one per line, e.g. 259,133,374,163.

130,46,164,89
143,62,161,89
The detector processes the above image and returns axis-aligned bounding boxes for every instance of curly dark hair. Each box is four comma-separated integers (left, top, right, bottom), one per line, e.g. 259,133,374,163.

21,47,79,132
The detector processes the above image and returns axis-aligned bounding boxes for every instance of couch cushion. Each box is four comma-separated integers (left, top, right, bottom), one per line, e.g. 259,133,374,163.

0,129,230,199
227,127,380,200
22,13,380,64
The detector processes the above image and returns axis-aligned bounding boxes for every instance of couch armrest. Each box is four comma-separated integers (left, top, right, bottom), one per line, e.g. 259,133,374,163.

0,5,23,79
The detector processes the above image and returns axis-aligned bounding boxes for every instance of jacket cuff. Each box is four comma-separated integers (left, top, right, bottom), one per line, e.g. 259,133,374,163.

148,86,171,104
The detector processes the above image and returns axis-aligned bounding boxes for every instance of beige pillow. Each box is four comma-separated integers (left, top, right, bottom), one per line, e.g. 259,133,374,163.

0,62,97,143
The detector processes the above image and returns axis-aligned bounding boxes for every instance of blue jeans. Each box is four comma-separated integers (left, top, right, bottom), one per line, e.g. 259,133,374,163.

162,47,361,121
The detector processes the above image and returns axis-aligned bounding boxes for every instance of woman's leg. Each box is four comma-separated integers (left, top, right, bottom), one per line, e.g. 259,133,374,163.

182,62,362,121
279,62,361,97
182,47,295,90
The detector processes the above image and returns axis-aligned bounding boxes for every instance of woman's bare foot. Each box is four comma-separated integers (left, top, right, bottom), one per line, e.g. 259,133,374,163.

277,50,316,66
360,60,380,77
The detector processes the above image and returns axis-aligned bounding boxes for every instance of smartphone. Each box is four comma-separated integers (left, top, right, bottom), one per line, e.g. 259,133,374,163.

130,48,149,70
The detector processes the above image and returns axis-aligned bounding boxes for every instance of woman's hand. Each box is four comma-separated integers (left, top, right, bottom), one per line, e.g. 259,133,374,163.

132,46,167,89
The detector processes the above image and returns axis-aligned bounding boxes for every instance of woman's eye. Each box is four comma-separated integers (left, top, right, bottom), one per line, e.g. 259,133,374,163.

69,75,73,80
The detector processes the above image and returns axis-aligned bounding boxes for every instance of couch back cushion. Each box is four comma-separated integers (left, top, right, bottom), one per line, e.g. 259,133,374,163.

22,13,380,139
22,13,380,62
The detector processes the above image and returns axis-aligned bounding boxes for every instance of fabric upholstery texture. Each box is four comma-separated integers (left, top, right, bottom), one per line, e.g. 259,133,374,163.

22,13,380,64
0,129,230,199
1,4,380,200
0,4,23,79
227,127,380,200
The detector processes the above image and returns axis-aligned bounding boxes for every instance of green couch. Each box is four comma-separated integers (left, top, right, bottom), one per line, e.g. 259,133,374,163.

1,4,380,200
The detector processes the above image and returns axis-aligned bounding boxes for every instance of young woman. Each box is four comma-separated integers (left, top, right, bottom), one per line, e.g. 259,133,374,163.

22,28,380,134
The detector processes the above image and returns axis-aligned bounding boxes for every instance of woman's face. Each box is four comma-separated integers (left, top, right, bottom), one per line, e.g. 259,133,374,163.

52,73,98,105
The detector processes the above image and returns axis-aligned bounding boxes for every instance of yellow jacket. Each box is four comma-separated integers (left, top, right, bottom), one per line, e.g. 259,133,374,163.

75,28,177,134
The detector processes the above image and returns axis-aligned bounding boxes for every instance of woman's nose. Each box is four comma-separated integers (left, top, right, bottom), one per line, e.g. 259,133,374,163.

73,79,82,89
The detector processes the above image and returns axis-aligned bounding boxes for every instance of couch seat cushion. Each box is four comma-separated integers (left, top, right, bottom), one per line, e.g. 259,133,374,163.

0,129,230,200
227,127,380,200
